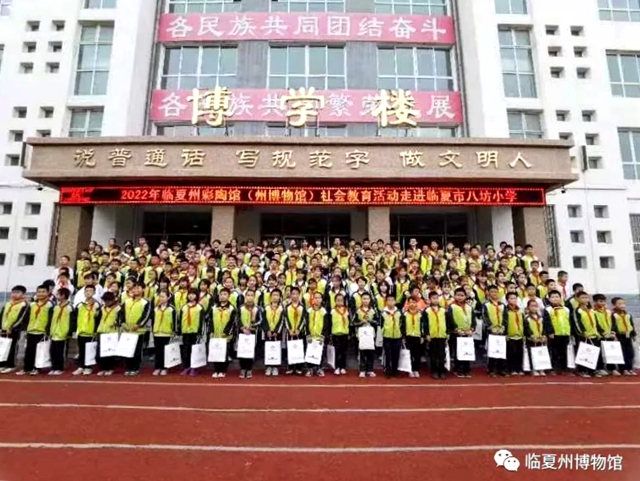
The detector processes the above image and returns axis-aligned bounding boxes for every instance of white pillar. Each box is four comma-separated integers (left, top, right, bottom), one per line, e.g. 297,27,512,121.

491,207,514,246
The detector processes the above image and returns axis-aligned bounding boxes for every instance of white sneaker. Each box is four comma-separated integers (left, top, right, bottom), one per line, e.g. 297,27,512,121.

160,370,168,376
51,370,63,376
246,371,252,379
0,367,15,374
97,371,106,377
104,370,113,376
414,371,420,379
317,369,325,377
265,367,272,377
15,370,26,376
28,370,40,376
340,368,347,375
359,372,366,378
367,371,376,378
152,369,161,376
72,368,83,376
334,369,341,376
408,372,415,378
533,371,540,377
272,368,279,377
219,373,226,378
82,369,92,376
212,373,219,378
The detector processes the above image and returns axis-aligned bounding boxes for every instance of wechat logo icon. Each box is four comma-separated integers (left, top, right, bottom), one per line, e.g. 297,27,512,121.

495,449,520,472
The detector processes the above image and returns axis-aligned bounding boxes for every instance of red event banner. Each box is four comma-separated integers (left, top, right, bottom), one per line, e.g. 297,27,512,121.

150,89,462,124
157,13,455,45
59,186,545,207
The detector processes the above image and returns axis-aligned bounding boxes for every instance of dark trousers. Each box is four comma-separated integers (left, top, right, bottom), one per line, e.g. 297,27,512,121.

406,336,422,372
333,335,348,370
429,338,447,376
124,335,143,371
619,337,635,371
451,336,471,375
507,339,524,373
550,335,570,372
51,340,66,371
180,333,198,369
383,338,401,375
96,336,116,372
24,333,44,372
153,336,170,370
213,361,229,373
359,349,374,372
239,357,254,371
0,330,21,368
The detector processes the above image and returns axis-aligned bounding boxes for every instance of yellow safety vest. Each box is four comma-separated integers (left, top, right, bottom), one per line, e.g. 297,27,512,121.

381,309,402,339
211,305,234,339
450,303,472,330
154,306,175,336
484,301,504,329
180,303,203,335
123,298,148,334
331,307,350,335
404,310,422,337
613,311,634,335
50,303,72,341
307,307,326,339
576,309,600,339
526,315,544,340
97,305,120,334
594,309,613,336
505,308,524,339
265,305,283,332
548,307,571,336
426,307,447,339
76,303,98,337
27,300,53,334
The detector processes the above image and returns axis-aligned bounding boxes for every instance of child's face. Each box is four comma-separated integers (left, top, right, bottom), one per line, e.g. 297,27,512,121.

56,293,67,304
508,297,518,307
549,294,562,306
454,292,466,303
595,299,606,309
85,288,95,301
35,288,48,300
187,293,198,302
219,292,229,303
578,295,590,306
245,291,255,304
615,300,626,310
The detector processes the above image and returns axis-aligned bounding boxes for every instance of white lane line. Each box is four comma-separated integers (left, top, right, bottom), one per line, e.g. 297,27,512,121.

0,379,638,389
0,442,639,453
0,403,638,414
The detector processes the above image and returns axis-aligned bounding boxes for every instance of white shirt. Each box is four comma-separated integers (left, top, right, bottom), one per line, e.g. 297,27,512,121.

73,285,104,308
52,267,75,283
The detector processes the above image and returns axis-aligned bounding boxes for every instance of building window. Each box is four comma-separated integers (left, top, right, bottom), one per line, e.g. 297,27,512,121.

588,157,602,169
69,109,103,138
572,256,587,269
0,0,11,16
582,110,595,122
507,111,543,139
156,124,233,136
570,230,584,243
41,107,54,118
594,205,609,218
0,45,4,71
377,47,453,91
266,124,347,137
167,0,241,13
0,202,12,215
161,46,237,90
597,231,612,243
49,42,63,53
567,205,582,218
607,53,640,98
271,0,345,12
52,21,65,31
495,0,527,14
619,129,640,179
0,254,5,266
499,28,536,98
85,0,117,8
585,133,599,145
75,25,114,95
600,257,615,269
374,0,448,15
26,203,41,215
0,227,8,240
599,0,640,21
379,126,457,137
20,63,34,74
13,107,27,119
21,228,38,240
543,205,560,268
630,214,640,270
269,46,346,89
18,254,35,266
5,155,20,167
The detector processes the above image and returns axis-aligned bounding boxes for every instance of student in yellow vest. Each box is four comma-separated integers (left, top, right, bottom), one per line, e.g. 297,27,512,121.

403,296,424,378
425,291,448,380
306,291,328,377
283,286,307,375
179,289,205,377
524,298,548,377
543,290,573,376
593,294,620,376
483,285,506,377
611,297,637,376
173,278,190,313
503,292,525,376
96,291,121,376
574,291,607,378
211,288,237,378
121,282,151,376
353,292,378,378
48,287,73,376
0,285,31,373
198,279,213,315
238,289,262,379
151,289,176,376
16,285,54,376
446,287,476,378
324,275,347,310
330,293,350,376
381,294,403,378
394,266,411,308
72,285,99,376
263,288,284,377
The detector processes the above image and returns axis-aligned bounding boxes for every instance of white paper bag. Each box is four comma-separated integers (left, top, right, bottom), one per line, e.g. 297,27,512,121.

530,345,552,371
567,340,576,369
398,348,412,373
326,344,336,368
358,326,375,351
487,335,507,360
473,320,484,341
575,342,600,370
304,340,323,365
375,326,383,347
634,342,640,369
601,341,624,365
264,340,282,366
147,333,155,349
99,333,119,358
523,348,531,372
237,334,256,359
190,343,207,369
287,339,305,365
208,338,227,363
35,340,51,369
0,337,12,363
115,333,139,358
445,344,451,371
164,341,181,368
456,337,476,361
85,341,98,367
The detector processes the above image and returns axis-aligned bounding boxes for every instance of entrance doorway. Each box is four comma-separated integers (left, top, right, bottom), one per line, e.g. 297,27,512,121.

260,213,350,247
391,213,469,250
142,211,212,248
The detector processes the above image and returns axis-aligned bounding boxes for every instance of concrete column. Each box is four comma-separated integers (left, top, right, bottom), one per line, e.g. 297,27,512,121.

491,207,514,246
474,207,493,246
235,209,260,242
57,206,94,260
91,206,118,246
211,206,236,241
513,207,548,266
350,210,367,240
367,207,390,244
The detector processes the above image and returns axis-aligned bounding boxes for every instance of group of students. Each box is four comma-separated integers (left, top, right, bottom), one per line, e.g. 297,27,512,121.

0,236,636,379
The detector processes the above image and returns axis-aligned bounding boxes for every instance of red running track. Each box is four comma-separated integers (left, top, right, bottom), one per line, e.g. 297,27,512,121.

0,378,638,481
